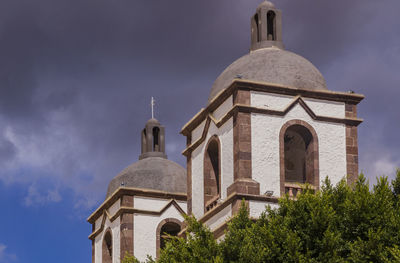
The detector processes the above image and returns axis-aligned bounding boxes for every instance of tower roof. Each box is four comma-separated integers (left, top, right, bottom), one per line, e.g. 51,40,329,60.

257,0,275,9
105,117,186,199
208,48,327,102
106,157,186,198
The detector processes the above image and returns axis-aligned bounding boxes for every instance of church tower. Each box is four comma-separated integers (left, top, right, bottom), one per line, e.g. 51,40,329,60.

88,117,187,262
88,1,365,261
181,0,364,237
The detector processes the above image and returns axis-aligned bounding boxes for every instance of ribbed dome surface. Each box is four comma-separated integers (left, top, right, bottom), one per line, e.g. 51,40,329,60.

106,157,186,198
208,47,327,102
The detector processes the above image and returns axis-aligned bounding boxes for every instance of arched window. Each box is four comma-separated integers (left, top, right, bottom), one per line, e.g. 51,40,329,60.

252,13,260,43
204,136,221,212
267,11,276,40
141,129,147,154
160,222,181,249
280,120,319,197
102,230,112,263
156,219,182,258
153,127,160,151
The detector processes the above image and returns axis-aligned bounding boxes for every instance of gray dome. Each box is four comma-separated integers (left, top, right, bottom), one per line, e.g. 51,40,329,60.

106,157,186,198
209,47,327,102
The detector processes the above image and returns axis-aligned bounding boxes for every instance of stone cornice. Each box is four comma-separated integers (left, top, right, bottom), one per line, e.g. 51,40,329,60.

87,187,187,224
88,199,187,240
181,79,364,136
182,95,363,156
178,191,279,238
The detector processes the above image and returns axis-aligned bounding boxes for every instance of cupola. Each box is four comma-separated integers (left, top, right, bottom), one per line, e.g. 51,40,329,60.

251,0,284,50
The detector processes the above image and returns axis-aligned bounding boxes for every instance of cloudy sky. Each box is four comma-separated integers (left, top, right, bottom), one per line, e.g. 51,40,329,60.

0,0,399,262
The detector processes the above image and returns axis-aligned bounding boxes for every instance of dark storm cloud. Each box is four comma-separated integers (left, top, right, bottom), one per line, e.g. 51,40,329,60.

0,0,399,207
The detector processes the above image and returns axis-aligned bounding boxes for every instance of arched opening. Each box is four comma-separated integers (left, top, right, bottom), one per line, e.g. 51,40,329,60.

141,129,147,154
280,120,319,197
267,11,276,40
153,127,160,151
156,219,182,258
160,222,181,250
204,136,221,212
252,13,260,43
102,230,112,263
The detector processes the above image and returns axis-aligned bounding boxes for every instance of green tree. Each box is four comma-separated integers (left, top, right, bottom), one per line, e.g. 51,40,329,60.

156,170,400,263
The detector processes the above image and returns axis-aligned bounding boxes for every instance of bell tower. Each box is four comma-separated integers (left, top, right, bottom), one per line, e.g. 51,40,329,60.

181,0,364,239
251,1,284,50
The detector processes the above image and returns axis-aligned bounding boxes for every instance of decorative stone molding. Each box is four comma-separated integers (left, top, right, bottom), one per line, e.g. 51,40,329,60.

89,199,186,241
181,79,364,136
87,187,187,225
182,96,362,156
345,103,359,184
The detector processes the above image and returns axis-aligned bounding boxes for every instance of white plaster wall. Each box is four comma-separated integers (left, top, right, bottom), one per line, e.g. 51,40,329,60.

95,215,103,231
108,199,120,215
303,98,345,118
192,120,206,142
177,201,188,214
250,92,346,119
212,96,233,120
134,205,185,262
94,211,121,263
251,103,347,197
249,200,279,218
251,92,293,111
134,197,169,211
191,118,234,218
133,197,187,214
204,205,232,230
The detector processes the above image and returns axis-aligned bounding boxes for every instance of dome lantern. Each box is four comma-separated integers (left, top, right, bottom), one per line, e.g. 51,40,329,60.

140,118,167,160
251,0,284,51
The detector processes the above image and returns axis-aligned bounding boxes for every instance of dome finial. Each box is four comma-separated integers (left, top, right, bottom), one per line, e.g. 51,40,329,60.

251,1,284,50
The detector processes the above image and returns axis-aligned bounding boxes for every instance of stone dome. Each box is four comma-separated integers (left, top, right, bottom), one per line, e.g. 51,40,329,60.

208,47,327,102
258,0,275,9
106,157,187,198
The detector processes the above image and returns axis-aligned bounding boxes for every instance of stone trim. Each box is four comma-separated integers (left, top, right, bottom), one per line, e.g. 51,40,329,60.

279,119,320,196
212,218,231,239
203,135,222,212
346,102,359,184
181,79,364,135
199,192,278,224
233,89,252,182
156,218,183,258
182,96,362,156
178,192,278,238
88,187,187,224
227,179,260,196
120,195,134,261
89,199,187,240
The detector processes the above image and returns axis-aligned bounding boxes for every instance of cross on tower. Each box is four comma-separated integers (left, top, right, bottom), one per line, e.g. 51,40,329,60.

151,97,155,119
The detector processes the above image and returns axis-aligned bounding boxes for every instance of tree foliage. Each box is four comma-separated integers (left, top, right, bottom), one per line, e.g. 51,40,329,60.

126,170,400,263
